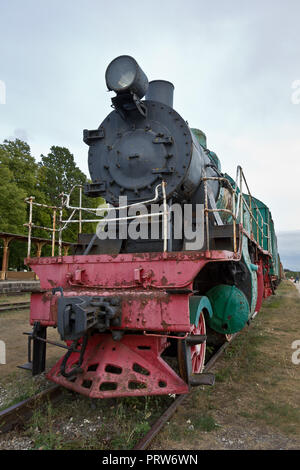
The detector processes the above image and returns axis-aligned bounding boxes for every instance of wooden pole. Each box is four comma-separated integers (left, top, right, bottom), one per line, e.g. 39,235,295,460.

1,237,13,280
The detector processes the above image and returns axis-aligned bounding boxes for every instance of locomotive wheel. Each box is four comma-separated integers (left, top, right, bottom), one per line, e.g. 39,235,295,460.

177,311,206,383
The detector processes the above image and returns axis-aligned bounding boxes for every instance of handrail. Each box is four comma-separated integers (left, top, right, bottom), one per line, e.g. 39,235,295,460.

25,182,169,257
202,166,271,256
25,167,273,261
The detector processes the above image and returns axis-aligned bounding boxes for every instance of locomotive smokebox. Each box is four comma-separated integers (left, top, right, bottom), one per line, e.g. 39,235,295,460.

105,55,149,99
145,80,174,108
84,55,220,205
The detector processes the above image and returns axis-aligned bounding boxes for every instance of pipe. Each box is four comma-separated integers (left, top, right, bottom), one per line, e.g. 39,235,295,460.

145,80,174,108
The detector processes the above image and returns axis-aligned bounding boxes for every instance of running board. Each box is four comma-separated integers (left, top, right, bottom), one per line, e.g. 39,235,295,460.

189,372,215,386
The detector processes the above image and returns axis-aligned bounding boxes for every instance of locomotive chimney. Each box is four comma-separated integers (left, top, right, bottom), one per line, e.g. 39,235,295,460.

145,80,174,108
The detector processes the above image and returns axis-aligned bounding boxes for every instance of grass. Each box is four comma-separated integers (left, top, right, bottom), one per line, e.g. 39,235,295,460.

0,371,50,412
21,390,173,450
154,281,300,449
29,402,63,450
0,294,30,304
215,366,232,383
192,413,219,432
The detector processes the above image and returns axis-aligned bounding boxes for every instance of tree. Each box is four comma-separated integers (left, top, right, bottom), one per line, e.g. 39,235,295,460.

0,139,37,195
39,146,102,242
0,139,53,239
0,164,27,233
39,146,86,206
0,138,102,261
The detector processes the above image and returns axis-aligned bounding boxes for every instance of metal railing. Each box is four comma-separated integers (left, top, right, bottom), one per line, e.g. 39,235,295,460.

202,165,271,254
25,167,272,259
24,182,169,258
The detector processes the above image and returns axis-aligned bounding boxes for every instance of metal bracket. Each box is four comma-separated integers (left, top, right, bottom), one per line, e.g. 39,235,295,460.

83,128,105,145
153,136,173,145
18,322,47,376
52,286,64,297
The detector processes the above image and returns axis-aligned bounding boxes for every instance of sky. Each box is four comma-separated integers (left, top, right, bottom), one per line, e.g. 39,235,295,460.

0,0,299,268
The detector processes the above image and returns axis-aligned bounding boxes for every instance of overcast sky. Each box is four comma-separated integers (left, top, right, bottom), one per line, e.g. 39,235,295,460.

0,0,299,267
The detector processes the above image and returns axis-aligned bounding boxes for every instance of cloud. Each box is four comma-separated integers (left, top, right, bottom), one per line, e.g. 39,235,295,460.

277,230,300,270
10,128,29,142
0,0,299,234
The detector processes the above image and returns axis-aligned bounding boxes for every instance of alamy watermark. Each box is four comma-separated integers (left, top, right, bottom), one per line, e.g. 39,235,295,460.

291,80,300,104
95,198,205,250
0,80,6,104
291,340,300,365
0,340,6,365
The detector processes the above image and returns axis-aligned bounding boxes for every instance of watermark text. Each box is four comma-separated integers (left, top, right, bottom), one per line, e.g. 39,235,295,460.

95,198,205,250
0,340,6,365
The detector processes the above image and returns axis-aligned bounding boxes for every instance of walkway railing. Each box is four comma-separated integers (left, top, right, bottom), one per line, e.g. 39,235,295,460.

25,168,272,259
202,165,271,254
24,182,169,257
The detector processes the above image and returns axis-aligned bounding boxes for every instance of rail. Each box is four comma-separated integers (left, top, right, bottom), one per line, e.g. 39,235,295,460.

24,182,169,257
202,165,271,255
25,167,272,259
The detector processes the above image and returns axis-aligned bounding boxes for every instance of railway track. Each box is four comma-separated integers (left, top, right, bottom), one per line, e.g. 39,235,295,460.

134,334,238,450
0,385,63,434
0,302,30,312
0,334,237,448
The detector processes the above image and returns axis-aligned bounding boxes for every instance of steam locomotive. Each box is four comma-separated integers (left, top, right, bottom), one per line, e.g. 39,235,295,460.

25,56,281,398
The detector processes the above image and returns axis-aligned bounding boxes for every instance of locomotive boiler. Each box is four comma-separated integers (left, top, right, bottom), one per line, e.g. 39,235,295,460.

24,56,281,398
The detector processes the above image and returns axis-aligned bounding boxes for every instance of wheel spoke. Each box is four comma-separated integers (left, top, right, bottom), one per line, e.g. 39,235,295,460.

190,311,206,374
177,310,207,380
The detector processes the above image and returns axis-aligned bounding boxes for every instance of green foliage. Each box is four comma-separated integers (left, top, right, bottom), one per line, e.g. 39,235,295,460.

0,137,101,267
38,146,101,242
0,139,37,195
0,163,27,233
284,269,300,279
192,413,218,432
39,146,86,206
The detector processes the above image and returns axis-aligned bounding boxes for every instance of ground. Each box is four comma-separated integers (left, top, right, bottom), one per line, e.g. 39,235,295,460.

0,281,299,450
0,294,62,384
150,281,300,450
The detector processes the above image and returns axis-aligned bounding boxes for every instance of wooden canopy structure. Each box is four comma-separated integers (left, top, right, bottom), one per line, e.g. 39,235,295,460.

0,232,73,281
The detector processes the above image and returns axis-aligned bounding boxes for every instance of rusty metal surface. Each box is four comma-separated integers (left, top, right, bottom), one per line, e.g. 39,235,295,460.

0,385,62,434
27,250,241,329
47,334,189,398
27,252,211,290
30,288,192,332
